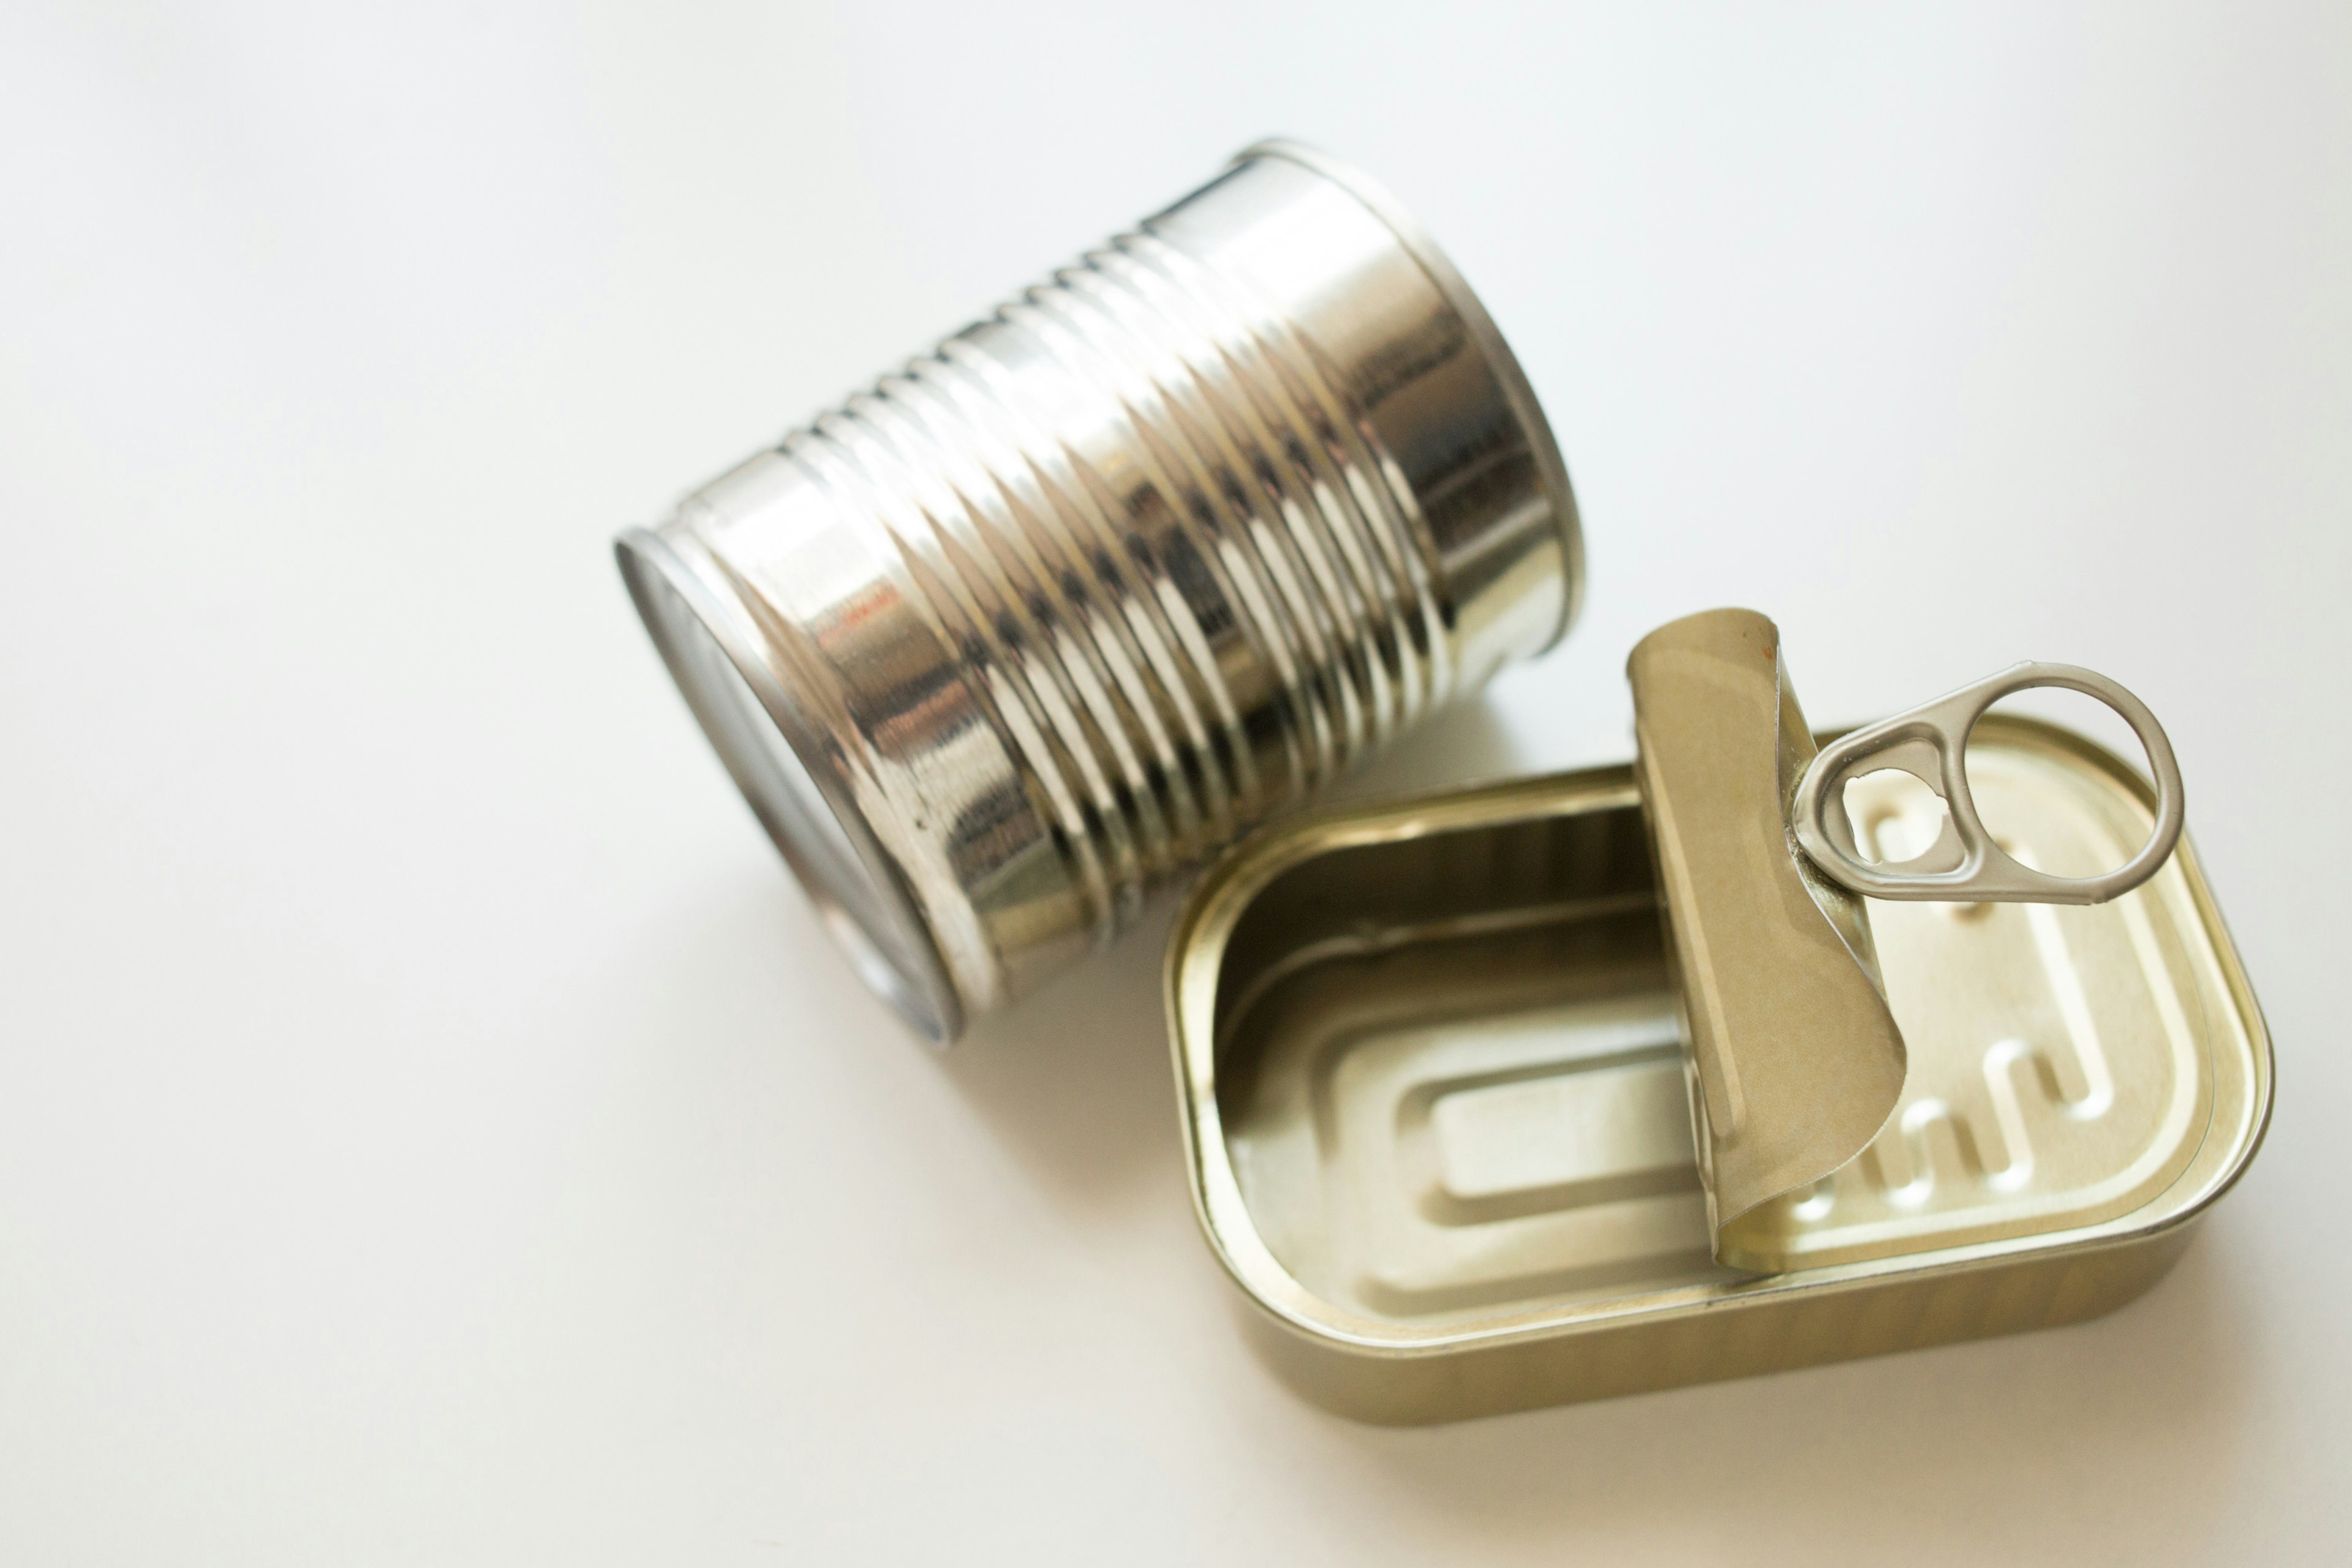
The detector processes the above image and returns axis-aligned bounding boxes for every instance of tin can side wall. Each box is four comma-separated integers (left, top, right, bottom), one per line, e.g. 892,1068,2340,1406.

1237,1223,2198,1426
625,144,1582,1040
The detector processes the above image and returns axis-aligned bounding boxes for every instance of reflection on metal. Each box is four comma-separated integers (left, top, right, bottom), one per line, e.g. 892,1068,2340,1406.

1722,741,2215,1271
619,141,1581,1043
1166,718,2269,1423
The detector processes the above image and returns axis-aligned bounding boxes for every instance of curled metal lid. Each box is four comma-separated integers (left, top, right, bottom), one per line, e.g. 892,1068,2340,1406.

1626,609,1909,1268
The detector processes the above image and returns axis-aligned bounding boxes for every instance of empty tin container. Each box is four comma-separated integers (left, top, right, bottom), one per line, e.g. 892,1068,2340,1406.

619,142,1581,1042
1166,616,2270,1422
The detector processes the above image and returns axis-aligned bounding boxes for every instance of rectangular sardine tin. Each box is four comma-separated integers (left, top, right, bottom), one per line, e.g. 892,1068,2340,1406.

1165,717,2270,1423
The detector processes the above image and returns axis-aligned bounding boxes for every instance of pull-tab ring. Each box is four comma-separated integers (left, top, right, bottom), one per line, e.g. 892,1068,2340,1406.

1792,663,2184,905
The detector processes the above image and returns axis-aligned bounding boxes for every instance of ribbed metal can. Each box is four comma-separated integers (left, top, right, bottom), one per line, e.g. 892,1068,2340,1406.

618,141,1581,1042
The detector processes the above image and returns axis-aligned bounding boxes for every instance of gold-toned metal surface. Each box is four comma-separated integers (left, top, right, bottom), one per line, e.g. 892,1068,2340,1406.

1733,725,2222,1271
1166,718,2270,1423
1626,609,1908,1261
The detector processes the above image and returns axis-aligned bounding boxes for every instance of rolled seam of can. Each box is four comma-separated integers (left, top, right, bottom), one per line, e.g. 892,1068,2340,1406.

617,140,1583,1042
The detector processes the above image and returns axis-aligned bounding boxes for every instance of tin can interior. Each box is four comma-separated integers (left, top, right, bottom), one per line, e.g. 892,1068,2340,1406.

616,531,960,1043
1209,793,1736,1324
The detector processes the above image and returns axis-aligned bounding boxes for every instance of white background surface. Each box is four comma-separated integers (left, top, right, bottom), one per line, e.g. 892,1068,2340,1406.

2,4,2345,1562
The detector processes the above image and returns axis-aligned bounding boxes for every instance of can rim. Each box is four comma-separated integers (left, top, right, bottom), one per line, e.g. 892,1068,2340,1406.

616,525,965,1045
1237,138,1586,649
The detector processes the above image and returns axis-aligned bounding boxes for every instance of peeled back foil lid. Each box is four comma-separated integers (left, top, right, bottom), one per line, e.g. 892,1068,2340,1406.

1626,608,1909,1272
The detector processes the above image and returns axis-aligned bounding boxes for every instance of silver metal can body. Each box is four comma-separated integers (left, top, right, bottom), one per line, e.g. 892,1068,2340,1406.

618,142,1581,1042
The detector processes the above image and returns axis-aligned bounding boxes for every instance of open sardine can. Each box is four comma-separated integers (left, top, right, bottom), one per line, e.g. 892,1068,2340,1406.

1164,609,2269,1422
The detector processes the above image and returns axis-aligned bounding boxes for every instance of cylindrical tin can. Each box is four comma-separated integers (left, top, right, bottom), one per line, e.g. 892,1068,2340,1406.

619,141,1581,1042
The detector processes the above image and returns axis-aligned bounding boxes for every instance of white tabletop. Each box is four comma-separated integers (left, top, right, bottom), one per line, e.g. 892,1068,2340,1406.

2,4,2343,1562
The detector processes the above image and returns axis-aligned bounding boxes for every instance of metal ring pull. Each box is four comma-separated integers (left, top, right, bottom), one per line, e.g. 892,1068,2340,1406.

1792,663,2185,905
